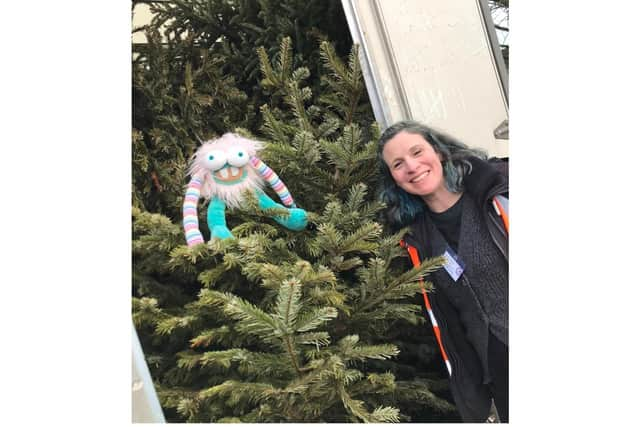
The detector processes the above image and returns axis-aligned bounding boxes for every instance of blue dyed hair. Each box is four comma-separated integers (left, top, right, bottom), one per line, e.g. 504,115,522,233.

377,120,487,228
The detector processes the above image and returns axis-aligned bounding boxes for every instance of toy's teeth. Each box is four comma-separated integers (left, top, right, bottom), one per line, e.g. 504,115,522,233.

219,168,229,179
230,167,239,176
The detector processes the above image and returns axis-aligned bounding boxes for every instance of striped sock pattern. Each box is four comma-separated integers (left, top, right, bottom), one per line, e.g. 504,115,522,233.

183,176,205,247
250,157,295,207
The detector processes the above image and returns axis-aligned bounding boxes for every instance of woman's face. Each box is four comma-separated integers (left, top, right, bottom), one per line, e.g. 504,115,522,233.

382,131,447,198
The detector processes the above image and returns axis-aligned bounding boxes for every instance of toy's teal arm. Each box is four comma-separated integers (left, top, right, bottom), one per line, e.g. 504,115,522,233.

256,190,308,231
207,197,234,240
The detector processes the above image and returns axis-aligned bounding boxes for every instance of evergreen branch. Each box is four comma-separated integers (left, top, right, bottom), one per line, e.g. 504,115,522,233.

343,373,398,407
132,297,168,329
197,348,296,382
319,40,349,85
291,261,337,287
291,66,310,85
317,114,341,138
199,349,239,369
222,251,244,270
168,240,226,272
257,46,280,89
234,350,298,380
294,307,338,332
259,104,294,144
200,290,281,344
338,335,400,362
350,302,423,326
319,137,350,170
342,369,365,386
313,223,342,255
312,221,381,262
308,286,348,313
291,130,322,164
395,380,457,413
257,263,288,290
347,44,363,93
334,257,363,271
318,124,369,180
278,36,293,85
338,385,376,423
295,331,331,347
357,256,444,313
190,327,225,349
319,42,364,123
285,80,313,133
284,334,302,377
390,256,443,289
370,406,401,423
132,209,184,250
344,182,367,213
155,314,197,336
275,279,302,331
176,395,207,422
217,416,243,423
176,350,203,371
156,386,200,418
256,205,291,219
356,258,387,299
339,222,383,253
237,233,276,262
197,264,227,288
375,228,411,259
231,222,279,240
200,380,275,407
383,282,425,300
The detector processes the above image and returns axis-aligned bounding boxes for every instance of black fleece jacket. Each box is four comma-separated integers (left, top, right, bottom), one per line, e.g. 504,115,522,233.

402,156,508,422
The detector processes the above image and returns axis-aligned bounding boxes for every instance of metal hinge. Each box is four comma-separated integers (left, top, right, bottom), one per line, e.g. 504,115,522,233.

494,119,509,140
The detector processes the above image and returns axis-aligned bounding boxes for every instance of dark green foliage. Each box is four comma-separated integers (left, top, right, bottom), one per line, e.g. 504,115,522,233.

132,0,356,218
132,0,458,422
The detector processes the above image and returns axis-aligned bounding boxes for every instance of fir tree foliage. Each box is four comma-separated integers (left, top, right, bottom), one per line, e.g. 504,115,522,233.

134,182,452,421
133,0,457,422
133,0,354,219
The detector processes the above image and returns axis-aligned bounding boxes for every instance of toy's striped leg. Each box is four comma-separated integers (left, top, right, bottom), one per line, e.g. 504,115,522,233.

207,197,234,240
256,190,307,231
183,177,205,247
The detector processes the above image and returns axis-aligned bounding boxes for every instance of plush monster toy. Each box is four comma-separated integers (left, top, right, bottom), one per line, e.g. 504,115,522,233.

182,133,308,246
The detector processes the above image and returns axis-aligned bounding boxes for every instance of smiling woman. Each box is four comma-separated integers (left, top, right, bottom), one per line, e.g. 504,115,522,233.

377,120,510,423
382,131,456,213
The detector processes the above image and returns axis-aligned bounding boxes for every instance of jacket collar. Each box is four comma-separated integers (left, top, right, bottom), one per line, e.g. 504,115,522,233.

463,157,508,208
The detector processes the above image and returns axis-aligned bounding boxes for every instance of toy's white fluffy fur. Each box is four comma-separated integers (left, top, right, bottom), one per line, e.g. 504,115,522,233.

187,133,265,209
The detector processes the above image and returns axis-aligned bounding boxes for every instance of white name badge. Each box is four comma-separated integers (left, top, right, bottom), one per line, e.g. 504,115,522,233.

443,246,465,282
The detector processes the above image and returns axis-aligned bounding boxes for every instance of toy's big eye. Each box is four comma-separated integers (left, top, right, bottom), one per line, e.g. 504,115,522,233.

227,147,249,167
203,149,227,171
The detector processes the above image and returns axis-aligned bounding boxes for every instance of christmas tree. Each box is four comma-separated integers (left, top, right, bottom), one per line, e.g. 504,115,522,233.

133,0,458,422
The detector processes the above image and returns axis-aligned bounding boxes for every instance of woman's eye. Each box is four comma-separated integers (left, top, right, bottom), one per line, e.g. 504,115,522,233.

227,147,249,167
203,149,227,171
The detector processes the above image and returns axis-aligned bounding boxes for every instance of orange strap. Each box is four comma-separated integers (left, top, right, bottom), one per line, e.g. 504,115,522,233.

403,241,451,375
492,196,509,234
